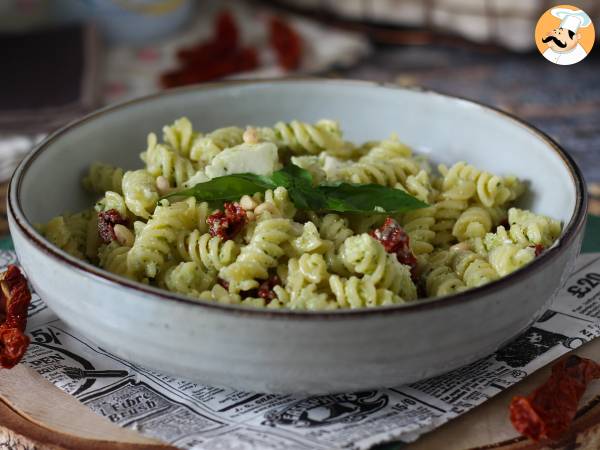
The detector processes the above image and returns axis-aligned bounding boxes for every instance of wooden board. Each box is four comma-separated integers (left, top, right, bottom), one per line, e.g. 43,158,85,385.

2,340,600,449
0,366,173,450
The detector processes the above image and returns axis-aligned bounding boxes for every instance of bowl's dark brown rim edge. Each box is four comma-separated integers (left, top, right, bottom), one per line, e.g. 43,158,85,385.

8,78,588,320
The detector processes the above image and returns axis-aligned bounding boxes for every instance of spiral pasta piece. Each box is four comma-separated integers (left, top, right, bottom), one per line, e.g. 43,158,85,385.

127,199,202,278
98,242,135,279
488,244,536,277
440,162,523,207
284,255,331,309
329,275,405,308
475,171,511,207
291,221,332,255
198,284,242,305
401,206,437,255
266,120,345,155
254,187,297,221
339,234,417,300
82,162,124,194
285,282,337,310
162,117,198,157
122,169,159,219
334,157,420,187
297,253,329,284
422,251,466,297
449,250,498,288
189,126,244,163
479,204,508,228
507,208,562,247
317,214,354,249
452,206,493,242
405,169,434,203
177,230,240,272
316,214,355,275
163,262,216,297
141,133,197,187
439,161,475,180
219,218,299,292
41,210,94,259
431,199,469,247
95,191,129,218
361,134,413,160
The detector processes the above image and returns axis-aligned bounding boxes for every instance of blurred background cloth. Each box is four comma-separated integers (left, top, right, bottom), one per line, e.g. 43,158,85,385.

266,0,600,50
0,0,599,214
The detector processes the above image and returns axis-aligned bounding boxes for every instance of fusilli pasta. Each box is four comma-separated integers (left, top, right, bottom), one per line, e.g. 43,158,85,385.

43,116,562,310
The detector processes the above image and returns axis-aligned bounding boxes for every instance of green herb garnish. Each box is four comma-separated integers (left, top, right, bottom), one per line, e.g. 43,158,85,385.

164,164,428,214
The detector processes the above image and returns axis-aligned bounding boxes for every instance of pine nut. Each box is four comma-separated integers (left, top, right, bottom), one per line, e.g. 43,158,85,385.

240,195,257,210
156,176,171,195
449,241,470,252
243,127,259,144
113,224,134,247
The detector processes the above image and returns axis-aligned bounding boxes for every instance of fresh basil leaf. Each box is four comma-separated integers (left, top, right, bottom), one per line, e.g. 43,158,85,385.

163,173,277,202
271,165,321,209
270,164,313,191
164,164,428,214
290,185,328,210
317,183,428,213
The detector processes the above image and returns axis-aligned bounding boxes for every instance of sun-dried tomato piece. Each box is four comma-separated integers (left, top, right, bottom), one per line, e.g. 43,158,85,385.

176,10,239,64
370,217,408,253
207,202,247,240
98,209,128,244
0,265,32,369
215,10,239,51
161,9,261,88
370,218,418,280
397,248,418,280
268,16,302,71
510,355,600,442
0,328,30,369
258,275,281,302
161,47,259,88
531,244,545,257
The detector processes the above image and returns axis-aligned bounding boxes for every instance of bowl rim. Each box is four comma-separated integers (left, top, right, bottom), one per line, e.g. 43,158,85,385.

8,78,588,319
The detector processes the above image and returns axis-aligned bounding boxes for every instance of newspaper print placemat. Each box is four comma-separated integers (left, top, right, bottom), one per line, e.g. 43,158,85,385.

7,250,600,450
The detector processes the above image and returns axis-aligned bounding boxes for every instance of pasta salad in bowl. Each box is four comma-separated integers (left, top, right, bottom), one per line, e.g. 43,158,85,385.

8,80,586,393
41,118,562,309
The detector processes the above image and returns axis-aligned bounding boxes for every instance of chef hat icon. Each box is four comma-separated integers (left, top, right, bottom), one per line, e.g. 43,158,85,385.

551,8,592,33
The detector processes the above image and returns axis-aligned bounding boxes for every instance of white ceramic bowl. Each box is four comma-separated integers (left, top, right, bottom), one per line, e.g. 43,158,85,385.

8,80,587,394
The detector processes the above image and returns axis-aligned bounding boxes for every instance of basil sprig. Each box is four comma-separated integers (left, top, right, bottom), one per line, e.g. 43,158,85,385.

164,164,428,214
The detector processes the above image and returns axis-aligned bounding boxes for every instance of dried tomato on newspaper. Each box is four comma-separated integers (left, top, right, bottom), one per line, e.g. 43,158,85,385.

510,355,600,441
370,218,418,280
207,202,247,240
268,16,302,71
0,265,32,369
